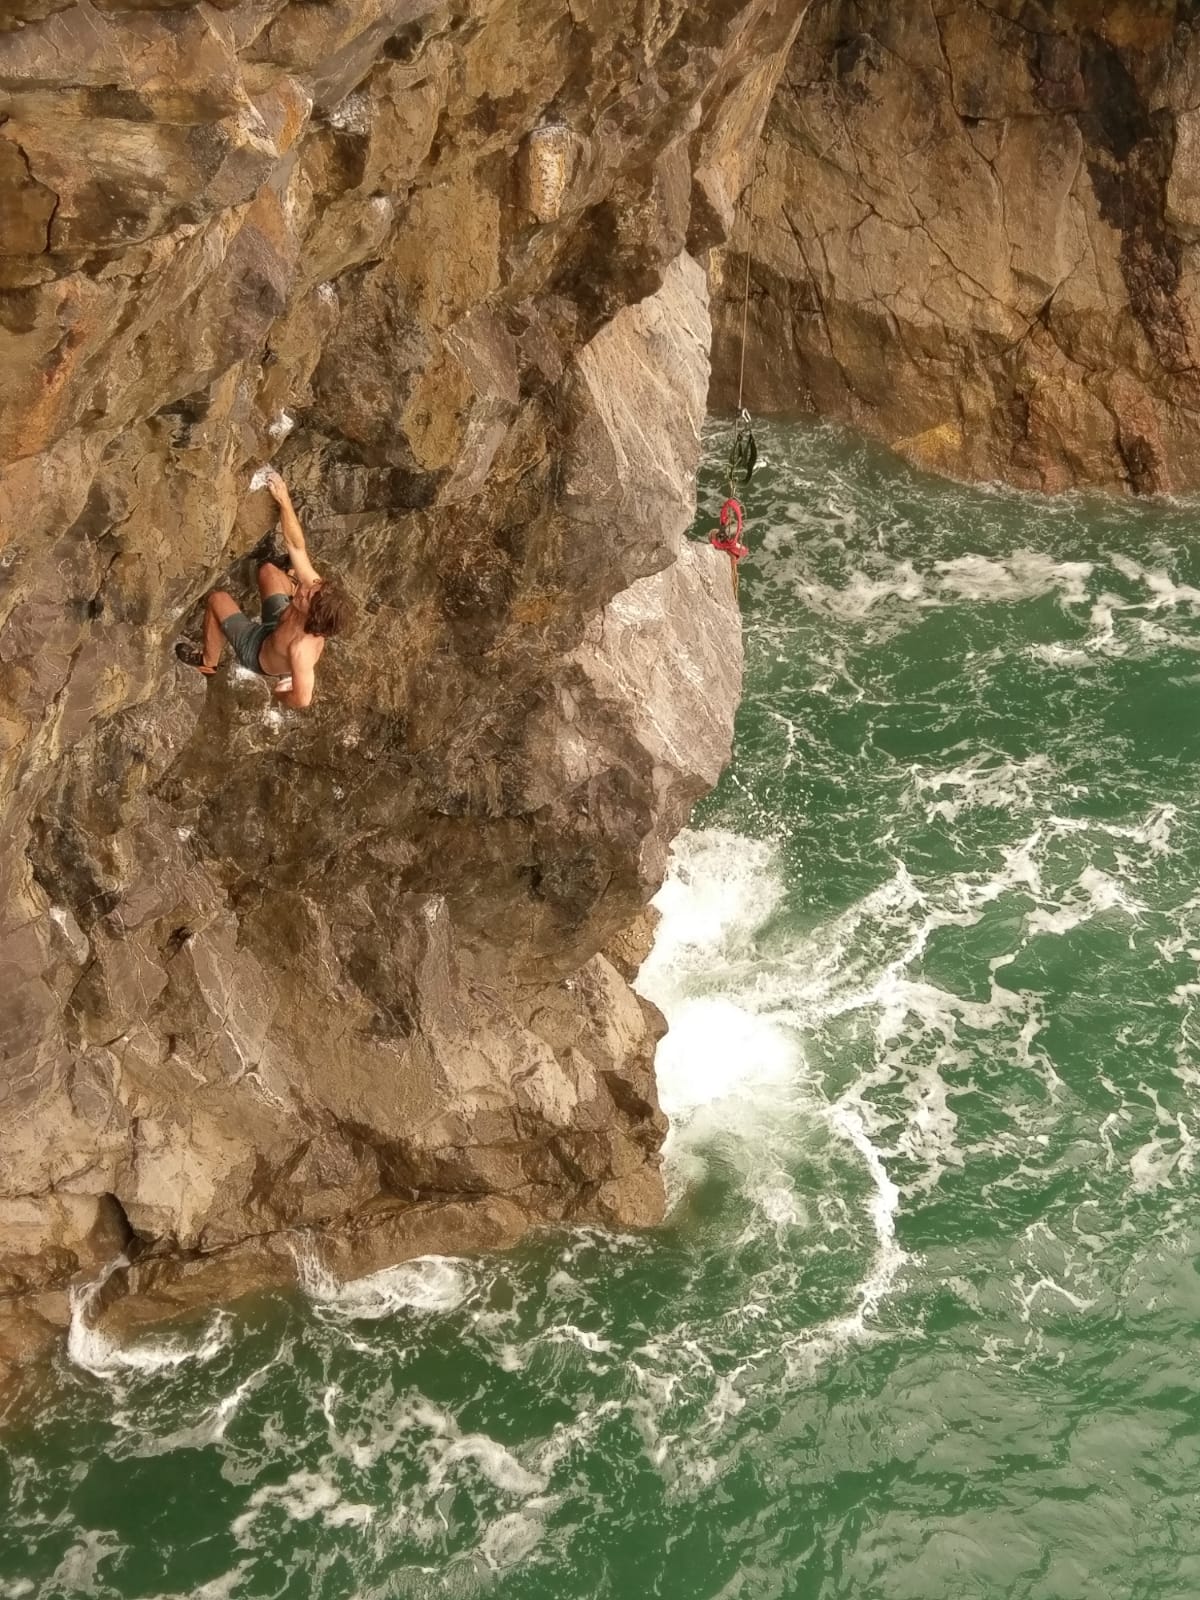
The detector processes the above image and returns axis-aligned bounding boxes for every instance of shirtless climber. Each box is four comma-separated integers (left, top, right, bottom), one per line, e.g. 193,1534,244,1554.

175,469,353,709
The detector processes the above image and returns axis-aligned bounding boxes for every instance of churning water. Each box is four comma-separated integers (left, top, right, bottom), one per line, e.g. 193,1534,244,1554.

5,424,1200,1598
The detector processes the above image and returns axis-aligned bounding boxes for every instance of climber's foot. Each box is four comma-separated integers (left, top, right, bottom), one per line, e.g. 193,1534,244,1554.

175,641,216,676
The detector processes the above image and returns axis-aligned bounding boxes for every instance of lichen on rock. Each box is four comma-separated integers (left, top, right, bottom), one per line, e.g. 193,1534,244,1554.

0,0,807,1378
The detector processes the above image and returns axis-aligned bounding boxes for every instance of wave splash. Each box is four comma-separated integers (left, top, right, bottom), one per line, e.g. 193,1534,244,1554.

639,827,909,1366
67,1257,231,1382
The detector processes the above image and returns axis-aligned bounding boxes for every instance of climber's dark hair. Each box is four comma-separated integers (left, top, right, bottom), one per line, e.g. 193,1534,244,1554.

304,579,355,639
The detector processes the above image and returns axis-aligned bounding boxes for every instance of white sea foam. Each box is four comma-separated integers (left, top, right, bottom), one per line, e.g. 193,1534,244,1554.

141,1565,254,1600
934,551,1094,605
791,560,925,620
115,1366,268,1456
1028,642,1094,667
1110,553,1200,610
479,1509,548,1569
542,1322,615,1356
68,1257,231,1379
639,795,1154,1369
232,1469,374,1540
323,1389,550,1529
767,536,1200,678
822,1103,904,1334
294,1244,473,1321
652,801,1162,1237
1025,865,1145,937
774,548,1104,627
912,752,1053,824
640,829,782,992
640,829,806,1189
43,1531,121,1596
1129,1113,1195,1194
1015,1273,1095,1322
654,995,799,1128
432,1434,546,1497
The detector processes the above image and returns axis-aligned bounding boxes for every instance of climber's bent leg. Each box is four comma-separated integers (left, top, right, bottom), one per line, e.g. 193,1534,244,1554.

218,582,291,676
257,560,294,601
203,590,241,671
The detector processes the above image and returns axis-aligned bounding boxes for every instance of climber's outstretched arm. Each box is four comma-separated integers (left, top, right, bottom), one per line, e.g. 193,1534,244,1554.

264,469,320,586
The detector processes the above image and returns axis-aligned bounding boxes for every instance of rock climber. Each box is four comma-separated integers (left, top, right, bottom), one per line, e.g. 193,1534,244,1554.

175,469,354,709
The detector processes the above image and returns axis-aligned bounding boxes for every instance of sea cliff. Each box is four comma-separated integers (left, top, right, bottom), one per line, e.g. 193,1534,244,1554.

0,0,807,1377
713,0,1200,492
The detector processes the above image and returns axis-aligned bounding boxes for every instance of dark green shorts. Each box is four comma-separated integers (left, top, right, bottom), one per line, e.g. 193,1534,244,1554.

221,592,290,675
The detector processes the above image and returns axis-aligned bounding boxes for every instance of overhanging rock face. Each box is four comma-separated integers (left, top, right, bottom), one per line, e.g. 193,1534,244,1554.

0,0,803,1373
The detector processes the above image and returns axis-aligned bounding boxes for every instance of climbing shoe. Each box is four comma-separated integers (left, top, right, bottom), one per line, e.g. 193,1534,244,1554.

174,641,215,675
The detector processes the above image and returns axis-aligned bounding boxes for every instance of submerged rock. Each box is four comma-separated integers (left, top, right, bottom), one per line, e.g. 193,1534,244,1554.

0,0,804,1377
713,1,1200,493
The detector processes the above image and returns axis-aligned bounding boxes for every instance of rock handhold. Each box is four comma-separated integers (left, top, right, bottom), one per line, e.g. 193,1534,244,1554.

520,122,585,223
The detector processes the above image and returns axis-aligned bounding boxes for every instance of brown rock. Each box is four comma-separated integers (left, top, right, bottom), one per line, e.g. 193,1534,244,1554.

0,0,805,1376
603,905,663,983
712,0,1200,493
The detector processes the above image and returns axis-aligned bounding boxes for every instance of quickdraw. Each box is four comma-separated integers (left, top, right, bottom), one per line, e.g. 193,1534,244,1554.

726,410,757,490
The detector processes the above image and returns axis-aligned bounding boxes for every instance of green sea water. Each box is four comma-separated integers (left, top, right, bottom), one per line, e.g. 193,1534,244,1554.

5,423,1200,1599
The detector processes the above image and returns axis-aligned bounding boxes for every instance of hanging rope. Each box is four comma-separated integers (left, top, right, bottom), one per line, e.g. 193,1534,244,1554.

735,149,759,419
709,146,763,600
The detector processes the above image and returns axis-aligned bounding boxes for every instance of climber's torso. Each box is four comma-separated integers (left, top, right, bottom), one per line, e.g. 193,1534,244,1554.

257,604,325,679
